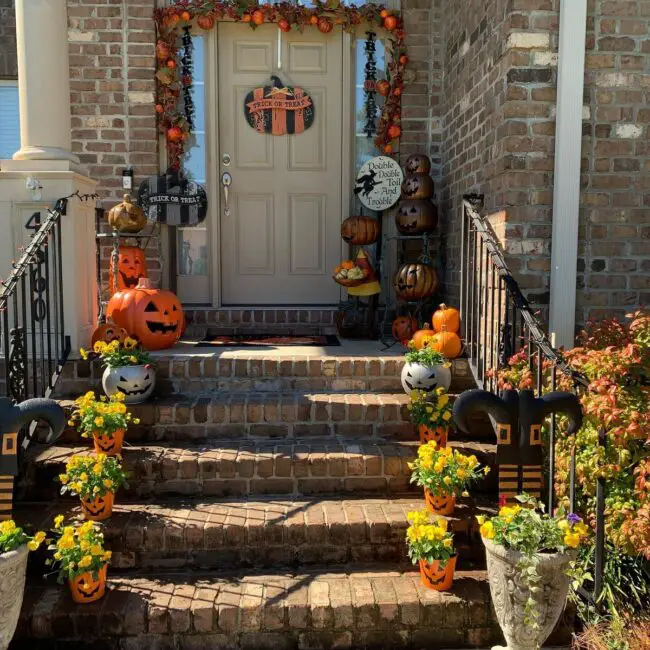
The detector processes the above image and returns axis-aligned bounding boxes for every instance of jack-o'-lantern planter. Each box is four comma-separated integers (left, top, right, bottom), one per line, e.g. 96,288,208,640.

405,510,457,592
108,246,148,295
91,323,128,348
48,516,111,605
401,173,434,201
341,215,379,245
107,194,147,234
393,263,438,301
407,387,452,447
58,454,128,522
395,200,438,234
424,490,456,516
107,278,183,350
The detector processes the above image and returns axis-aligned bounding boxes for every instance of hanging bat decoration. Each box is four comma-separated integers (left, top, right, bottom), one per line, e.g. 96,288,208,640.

452,389,583,503
0,397,66,520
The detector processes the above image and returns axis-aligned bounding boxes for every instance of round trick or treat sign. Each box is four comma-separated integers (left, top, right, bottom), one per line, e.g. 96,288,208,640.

354,156,404,212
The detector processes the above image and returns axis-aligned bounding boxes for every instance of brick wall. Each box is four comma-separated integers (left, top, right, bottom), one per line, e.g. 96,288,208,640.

0,0,16,79
579,0,650,322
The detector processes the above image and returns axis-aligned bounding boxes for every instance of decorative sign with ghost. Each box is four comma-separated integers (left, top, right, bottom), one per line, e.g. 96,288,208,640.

354,155,403,212
244,75,314,136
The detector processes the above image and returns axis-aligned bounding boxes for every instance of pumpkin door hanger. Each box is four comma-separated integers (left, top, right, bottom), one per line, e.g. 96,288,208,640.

244,75,314,136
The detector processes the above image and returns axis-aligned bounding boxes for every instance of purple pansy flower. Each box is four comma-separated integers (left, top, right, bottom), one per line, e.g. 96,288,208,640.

567,512,582,525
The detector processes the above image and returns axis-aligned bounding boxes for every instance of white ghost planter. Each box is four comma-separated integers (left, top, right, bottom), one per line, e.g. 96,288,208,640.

401,361,451,395
103,365,155,404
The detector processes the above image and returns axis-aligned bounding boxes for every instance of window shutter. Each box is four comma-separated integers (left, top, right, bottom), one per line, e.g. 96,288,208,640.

0,84,20,160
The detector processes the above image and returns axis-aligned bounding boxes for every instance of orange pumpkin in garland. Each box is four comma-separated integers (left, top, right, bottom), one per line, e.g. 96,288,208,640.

106,278,183,350
108,245,148,295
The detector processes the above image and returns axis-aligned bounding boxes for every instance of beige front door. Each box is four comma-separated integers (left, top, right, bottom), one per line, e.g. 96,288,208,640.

217,23,343,305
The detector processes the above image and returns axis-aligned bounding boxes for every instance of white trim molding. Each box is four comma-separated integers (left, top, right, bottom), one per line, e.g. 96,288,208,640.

549,0,588,349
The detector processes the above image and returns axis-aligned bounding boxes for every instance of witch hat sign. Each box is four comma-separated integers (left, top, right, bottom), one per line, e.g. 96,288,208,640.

244,75,314,136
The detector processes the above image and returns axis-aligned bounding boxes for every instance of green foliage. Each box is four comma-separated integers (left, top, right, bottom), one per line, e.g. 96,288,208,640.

59,454,128,500
405,509,456,567
404,342,448,366
0,520,45,553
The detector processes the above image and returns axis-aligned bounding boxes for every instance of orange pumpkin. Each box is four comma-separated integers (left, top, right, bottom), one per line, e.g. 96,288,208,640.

392,316,418,343
108,246,147,295
91,323,128,347
341,216,379,245
419,556,456,591
411,324,435,350
428,328,462,359
81,491,114,521
418,424,448,447
93,428,125,456
69,564,108,604
432,304,460,334
424,489,456,516
106,278,183,351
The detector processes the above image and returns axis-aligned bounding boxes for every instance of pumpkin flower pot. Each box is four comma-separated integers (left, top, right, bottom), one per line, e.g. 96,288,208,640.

406,509,456,592
68,391,139,452
58,453,128,522
407,387,453,446
409,440,488,515
401,344,451,395
47,516,112,605
0,521,46,650
477,495,591,649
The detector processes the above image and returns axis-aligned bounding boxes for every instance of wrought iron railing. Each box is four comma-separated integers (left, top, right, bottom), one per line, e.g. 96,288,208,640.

0,195,89,402
460,194,605,604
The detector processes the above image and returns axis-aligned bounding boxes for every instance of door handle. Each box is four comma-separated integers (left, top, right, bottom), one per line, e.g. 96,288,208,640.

221,171,232,217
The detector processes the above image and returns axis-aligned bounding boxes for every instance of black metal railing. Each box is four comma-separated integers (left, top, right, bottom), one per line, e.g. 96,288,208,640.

0,196,78,402
460,194,606,604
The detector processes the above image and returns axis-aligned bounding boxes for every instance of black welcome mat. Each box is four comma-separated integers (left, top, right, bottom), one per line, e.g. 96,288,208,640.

195,334,341,348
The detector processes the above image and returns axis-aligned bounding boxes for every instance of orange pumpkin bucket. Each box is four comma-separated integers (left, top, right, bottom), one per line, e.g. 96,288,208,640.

418,424,448,447
69,564,108,604
93,428,125,456
424,489,456,516
81,491,115,521
419,556,457,591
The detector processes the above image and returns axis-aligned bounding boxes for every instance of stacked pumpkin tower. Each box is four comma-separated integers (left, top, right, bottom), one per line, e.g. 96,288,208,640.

390,154,440,341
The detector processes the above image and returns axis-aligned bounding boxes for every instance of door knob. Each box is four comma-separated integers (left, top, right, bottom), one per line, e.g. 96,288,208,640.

221,171,232,217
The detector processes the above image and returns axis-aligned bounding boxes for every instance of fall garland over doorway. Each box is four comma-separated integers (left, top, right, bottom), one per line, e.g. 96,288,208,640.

154,1,409,169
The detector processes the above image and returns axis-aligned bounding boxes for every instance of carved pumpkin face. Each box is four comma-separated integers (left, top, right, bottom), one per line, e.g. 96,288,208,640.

81,491,114,521
107,194,147,234
69,565,108,604
340,216,379,245
405,154,431,175
401,173,434,200
391,316,418,343
395,200,438,234
103,365,155,404
91,324,129,348
106,279,183,350
108,246,147,294
393,263,438,301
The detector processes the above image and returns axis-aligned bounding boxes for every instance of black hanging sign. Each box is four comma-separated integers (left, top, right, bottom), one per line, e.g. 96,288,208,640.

363,31,378,138
244,75,314,136
137,168,207,226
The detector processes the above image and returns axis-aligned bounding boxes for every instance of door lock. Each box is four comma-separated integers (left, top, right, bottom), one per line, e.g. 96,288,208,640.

221,171,232,217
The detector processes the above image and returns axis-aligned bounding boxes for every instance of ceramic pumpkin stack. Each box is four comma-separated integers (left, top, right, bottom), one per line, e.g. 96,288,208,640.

395,154,438,235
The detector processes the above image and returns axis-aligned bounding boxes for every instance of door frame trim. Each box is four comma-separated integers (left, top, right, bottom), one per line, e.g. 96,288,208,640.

205,25,354,308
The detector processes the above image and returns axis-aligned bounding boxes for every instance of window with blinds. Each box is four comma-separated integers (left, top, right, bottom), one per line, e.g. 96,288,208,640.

0,82,20,160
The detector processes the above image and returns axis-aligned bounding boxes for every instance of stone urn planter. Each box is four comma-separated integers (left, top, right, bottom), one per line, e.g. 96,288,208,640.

0,545,29,650
483,538,575,650
401,361,451,395
103,364,155,404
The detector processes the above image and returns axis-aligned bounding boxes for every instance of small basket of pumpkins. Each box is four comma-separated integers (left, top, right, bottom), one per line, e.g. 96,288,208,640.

333,260,368,288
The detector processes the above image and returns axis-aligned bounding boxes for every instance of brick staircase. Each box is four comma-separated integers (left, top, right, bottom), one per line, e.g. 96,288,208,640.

12,341,571,649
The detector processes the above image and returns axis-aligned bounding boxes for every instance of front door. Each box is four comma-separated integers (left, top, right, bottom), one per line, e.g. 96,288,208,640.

217,23,343,305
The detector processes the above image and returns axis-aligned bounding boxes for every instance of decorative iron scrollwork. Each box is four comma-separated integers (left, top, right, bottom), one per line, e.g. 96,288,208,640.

30,249,47,323
8,327,26,402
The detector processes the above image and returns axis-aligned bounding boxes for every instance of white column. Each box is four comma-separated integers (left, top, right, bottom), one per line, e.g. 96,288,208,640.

549,0,587,349
12,0,79,164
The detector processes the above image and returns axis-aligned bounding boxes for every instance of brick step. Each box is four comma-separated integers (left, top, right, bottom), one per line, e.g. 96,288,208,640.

15,496,496,572
19,440,498,501
54,393,493,444
14,567,520,649
55,353,477,397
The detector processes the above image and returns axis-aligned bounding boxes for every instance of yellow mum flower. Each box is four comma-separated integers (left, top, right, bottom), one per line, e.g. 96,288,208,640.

59,474,69,485
103,551,112,561
90,544,103,556
58,536,74,550
443,538,453,548
443,476,452,486
480,521,495,539
93,463,102,474
0,520,16,534
80,540,90,551
68,420,75,427
457,468,467,480
442,411,452,421
564,532,581,548
475,515,486,525
129,356,138,364
94,417,104,428
54,515,65,529
103,479,113,489
124,337,137,350
80,472,89,482
79,521,94,535
113,392,125,402
80,348,88,360
438,395,449,408
93,341,107,354
78,555,93,568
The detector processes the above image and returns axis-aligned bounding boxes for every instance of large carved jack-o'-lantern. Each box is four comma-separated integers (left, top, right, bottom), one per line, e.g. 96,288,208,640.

106,278,183,351
81,490,115,521
69,564,108,604
401,173,434,201
108,246,148,295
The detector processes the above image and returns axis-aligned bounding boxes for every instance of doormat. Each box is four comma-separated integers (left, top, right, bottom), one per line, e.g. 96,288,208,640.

195,334,341,348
